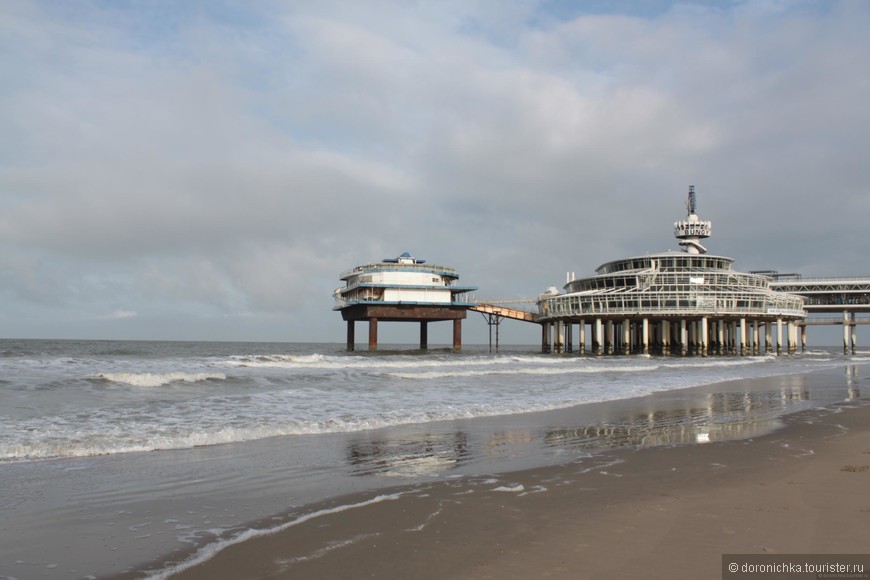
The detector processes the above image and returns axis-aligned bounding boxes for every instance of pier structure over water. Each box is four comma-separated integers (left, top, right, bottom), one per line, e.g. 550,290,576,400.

536,187,807,356
333,253,477,351
765,275,870,354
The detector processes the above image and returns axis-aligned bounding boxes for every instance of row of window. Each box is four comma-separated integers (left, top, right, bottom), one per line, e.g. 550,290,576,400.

596,256,734,275
541,293,804,318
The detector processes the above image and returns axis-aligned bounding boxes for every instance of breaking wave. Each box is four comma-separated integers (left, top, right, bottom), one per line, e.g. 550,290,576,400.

95,372,227,387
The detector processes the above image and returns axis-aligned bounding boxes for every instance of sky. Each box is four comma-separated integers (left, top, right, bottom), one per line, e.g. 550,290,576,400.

1,0,869,345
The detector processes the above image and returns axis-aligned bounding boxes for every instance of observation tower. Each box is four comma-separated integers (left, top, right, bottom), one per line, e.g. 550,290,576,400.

673,185,712,254
537,187,806,356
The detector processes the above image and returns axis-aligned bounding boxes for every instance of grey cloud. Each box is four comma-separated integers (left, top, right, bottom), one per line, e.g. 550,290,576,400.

1,1,868,341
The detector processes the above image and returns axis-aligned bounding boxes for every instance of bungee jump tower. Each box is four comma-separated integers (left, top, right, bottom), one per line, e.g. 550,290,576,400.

333,253,478,351
536,187,807,356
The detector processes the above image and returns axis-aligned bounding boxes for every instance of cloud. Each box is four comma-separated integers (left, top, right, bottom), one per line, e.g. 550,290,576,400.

99,310,138,320
1,0,868,341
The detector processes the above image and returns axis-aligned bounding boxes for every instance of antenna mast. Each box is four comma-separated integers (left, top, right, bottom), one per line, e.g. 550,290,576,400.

674,185,712,254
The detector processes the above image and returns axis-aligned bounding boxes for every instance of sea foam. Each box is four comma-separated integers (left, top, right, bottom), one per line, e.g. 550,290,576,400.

95,372,227,387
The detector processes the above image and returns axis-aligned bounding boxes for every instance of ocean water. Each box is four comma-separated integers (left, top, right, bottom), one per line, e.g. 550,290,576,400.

1,339,868,579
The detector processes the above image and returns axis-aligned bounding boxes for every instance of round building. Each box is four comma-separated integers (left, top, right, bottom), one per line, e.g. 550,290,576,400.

537,187,806,356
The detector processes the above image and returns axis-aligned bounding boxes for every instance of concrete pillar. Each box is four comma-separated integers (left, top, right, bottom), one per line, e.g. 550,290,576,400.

851,317,857,355
554,320,564,354
623,319,631,356
765,322,773,354
662,320,671,354
542,322,551,354
801,324,807,353
579,319,586,355
680,319,688,356
642,319,649,355
739,318,748,356
566,322,574,353
700,317,708,357
686,320,698,354
717,320,725,355
452,319,462,352
844,311,850,355
369,318,378,351
722,320,734,354
731,321,738,355
776,318,783,355
420,321,428,350
753,321,760,355
346,320,355,351
605,321,613,355
594,318,604,356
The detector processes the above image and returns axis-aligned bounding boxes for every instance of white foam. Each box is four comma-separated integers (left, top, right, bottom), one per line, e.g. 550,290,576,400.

388,363,660,380
145,492,404,579
492,484,525,493
95,372,227,387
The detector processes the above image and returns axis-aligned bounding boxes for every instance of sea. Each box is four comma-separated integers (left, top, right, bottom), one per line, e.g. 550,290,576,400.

1,338,868,579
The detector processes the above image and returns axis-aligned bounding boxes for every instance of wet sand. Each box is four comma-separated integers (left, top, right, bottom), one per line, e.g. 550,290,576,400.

166,381,870,579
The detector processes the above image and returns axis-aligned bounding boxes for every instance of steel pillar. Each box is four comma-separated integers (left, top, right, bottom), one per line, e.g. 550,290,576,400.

420,321,428,350
452,319,462,352
368,318,378,351
346,320,355,351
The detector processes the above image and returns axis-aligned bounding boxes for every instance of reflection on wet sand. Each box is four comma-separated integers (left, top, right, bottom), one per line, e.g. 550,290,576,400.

347,432,470,477
345,371,862,477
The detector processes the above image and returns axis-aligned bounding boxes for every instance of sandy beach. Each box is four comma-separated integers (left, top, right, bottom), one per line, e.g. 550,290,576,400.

162,376,870,580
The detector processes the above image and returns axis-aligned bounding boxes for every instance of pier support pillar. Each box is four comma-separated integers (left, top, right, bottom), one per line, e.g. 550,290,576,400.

642,319,649,355
579,319,586,355
452,319,462,352
594,319,604,356
844,311,850,355
700,317,708,357
368,318,378,351
346,321,355,351
420,321,428,350
566,322,574,353
801,325,807,353
557,320,565,353
753,321,760,355
717,320,725,355
730,321,738,355
605,321,613,355
662,320,671,355
623,319,631,356
541,322,551,354
851,318,857,355
740,318,748,356
680,319,688,356
765,323,773,354
776,318,783,356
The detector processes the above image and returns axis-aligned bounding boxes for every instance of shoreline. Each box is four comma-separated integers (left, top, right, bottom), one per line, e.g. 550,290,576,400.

146,366,870,579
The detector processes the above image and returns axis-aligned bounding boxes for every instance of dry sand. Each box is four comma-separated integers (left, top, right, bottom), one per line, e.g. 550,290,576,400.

166,401,870,579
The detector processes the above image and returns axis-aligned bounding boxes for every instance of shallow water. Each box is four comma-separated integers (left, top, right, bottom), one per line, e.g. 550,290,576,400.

0,339,867,579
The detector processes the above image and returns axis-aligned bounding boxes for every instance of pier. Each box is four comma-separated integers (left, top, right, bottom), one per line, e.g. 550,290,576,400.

767,276,870,354
334,191,870,355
